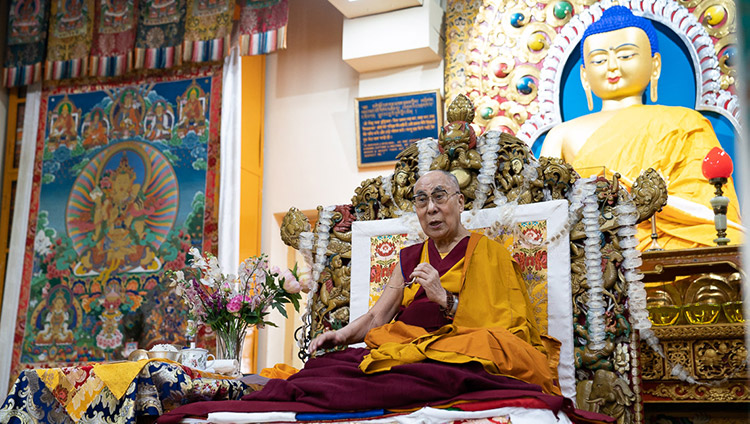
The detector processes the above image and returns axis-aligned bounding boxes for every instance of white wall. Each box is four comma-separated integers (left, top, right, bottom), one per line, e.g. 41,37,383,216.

258,0,388,369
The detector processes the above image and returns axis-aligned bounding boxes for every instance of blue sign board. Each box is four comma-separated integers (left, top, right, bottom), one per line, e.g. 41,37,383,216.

356,90,441,167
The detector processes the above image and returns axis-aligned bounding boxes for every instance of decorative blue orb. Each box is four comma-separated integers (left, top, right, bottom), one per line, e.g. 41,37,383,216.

510,13,525,28
723,46,736,67
516,76,536,95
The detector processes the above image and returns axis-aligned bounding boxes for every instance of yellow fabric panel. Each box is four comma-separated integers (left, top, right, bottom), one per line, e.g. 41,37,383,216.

363,234,560,395
454,236,546,354
93,358,154,399
401,242,465,307
572,105,742,250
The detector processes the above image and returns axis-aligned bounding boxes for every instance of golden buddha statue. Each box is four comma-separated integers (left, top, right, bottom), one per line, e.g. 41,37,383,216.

541,6,741,250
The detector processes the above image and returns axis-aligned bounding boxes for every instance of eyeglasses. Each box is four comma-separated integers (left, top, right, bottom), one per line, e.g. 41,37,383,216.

413,190,460,208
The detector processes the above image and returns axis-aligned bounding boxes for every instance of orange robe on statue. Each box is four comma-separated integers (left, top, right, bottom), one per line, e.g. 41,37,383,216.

571,105,742,250
361,233,561,395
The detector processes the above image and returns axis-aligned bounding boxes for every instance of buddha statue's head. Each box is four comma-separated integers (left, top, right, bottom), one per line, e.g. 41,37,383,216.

579,6,662,110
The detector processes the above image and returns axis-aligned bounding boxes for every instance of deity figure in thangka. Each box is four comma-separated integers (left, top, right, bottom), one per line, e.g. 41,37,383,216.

34,289,77,346
145,100,174,142
10,0,43,41
48,97,80,151
96,282,125,351
76,154,160,274
112,90,144,138
146,0,179,23
102,0,133,30
176,84,207,137
82,108,110,148
56,0,87,36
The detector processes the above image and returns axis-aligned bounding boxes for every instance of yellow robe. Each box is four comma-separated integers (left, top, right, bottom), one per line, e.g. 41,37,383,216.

361,233,561,395
571,105,742,250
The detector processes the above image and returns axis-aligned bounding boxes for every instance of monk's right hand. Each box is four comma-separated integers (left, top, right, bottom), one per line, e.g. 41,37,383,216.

308,329,345,354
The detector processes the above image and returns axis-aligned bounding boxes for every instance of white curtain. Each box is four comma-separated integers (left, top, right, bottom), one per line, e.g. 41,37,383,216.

218,48,242,271
0,83,42,399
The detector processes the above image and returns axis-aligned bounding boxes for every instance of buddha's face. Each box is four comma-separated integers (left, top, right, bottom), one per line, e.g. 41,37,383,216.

581,27,660,101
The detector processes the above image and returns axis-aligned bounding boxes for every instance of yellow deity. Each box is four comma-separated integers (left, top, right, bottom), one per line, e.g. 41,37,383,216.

541,6,741,250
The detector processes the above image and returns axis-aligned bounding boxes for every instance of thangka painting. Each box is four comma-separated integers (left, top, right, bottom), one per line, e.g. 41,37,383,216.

9,67,222,379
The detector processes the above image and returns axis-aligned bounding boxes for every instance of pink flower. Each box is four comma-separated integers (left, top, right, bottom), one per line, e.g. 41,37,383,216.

281,269,301,294
227,295,243,313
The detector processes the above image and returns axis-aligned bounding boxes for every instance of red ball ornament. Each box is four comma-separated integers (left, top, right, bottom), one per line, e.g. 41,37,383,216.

702,147,733,179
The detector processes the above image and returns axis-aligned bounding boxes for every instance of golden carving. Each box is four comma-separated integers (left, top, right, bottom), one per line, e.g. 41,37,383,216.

631,168,668,224
352,178,383,221
538,156,578,200
317,255,351,319
577,370,636,424
640,333,748,382
645,382,750,402
665,340,692,371
693,0,736,39
650,323,746,340
694,340,747,379
280,207,311,250
640,344,665,380
494,133,544,204
432,94,483,207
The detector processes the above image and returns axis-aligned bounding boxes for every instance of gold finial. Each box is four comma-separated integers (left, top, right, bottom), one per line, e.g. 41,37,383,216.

446,94,475,123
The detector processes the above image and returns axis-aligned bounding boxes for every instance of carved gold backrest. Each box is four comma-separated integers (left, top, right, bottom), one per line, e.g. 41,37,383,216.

281,94,669,423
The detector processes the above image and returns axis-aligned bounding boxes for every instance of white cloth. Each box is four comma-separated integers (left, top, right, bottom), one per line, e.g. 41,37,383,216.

200,406,574,424
0,84,42,399
218,47,242,271
207,411,297,423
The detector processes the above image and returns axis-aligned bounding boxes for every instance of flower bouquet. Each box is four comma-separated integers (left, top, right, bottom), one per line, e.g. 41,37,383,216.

170,247,303,369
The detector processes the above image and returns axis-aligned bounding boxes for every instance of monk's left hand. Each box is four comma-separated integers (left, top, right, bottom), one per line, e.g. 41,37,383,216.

410,263,448,309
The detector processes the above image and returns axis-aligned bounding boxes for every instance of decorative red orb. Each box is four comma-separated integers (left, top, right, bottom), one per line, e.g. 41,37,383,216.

702,147,734,179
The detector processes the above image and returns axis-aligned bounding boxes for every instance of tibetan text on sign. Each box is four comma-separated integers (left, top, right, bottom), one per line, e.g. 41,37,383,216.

356,90,441,167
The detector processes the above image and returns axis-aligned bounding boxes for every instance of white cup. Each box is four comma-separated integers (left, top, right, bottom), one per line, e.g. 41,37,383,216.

180,348,215,370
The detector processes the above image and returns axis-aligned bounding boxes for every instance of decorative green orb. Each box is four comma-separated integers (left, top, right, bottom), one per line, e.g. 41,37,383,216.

481,107,494,120
553,1,573,20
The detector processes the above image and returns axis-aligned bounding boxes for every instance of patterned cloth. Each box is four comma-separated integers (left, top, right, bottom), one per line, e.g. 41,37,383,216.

0,360,254,424
91,0,138,77
135,0,187,69
239,0,288,55
183,0,235,63
46,0,95,80
3,0,289,86
4,0,50,87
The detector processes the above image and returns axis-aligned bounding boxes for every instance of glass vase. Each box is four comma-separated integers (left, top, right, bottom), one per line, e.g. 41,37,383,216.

214,324,247,377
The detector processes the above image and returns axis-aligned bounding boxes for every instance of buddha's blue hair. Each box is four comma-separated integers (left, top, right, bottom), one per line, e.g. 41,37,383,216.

580,6,659,67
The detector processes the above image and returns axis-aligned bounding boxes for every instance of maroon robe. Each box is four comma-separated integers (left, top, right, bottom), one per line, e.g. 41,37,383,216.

157,239,613,424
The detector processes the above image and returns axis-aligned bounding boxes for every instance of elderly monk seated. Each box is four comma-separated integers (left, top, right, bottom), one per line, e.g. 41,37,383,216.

541,6,742,250
158,171,612,424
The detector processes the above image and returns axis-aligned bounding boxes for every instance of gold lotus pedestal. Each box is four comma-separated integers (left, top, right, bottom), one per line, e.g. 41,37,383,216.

640,245,748,423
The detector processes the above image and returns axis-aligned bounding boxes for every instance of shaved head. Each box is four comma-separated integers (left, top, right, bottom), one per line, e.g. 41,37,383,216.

415,170,460,193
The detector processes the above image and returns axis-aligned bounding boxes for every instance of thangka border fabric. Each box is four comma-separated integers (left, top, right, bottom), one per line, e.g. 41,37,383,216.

4,0,50,87
8,65,222,385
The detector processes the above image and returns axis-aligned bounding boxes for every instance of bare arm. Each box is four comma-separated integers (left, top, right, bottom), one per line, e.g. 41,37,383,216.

309,261,406,354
